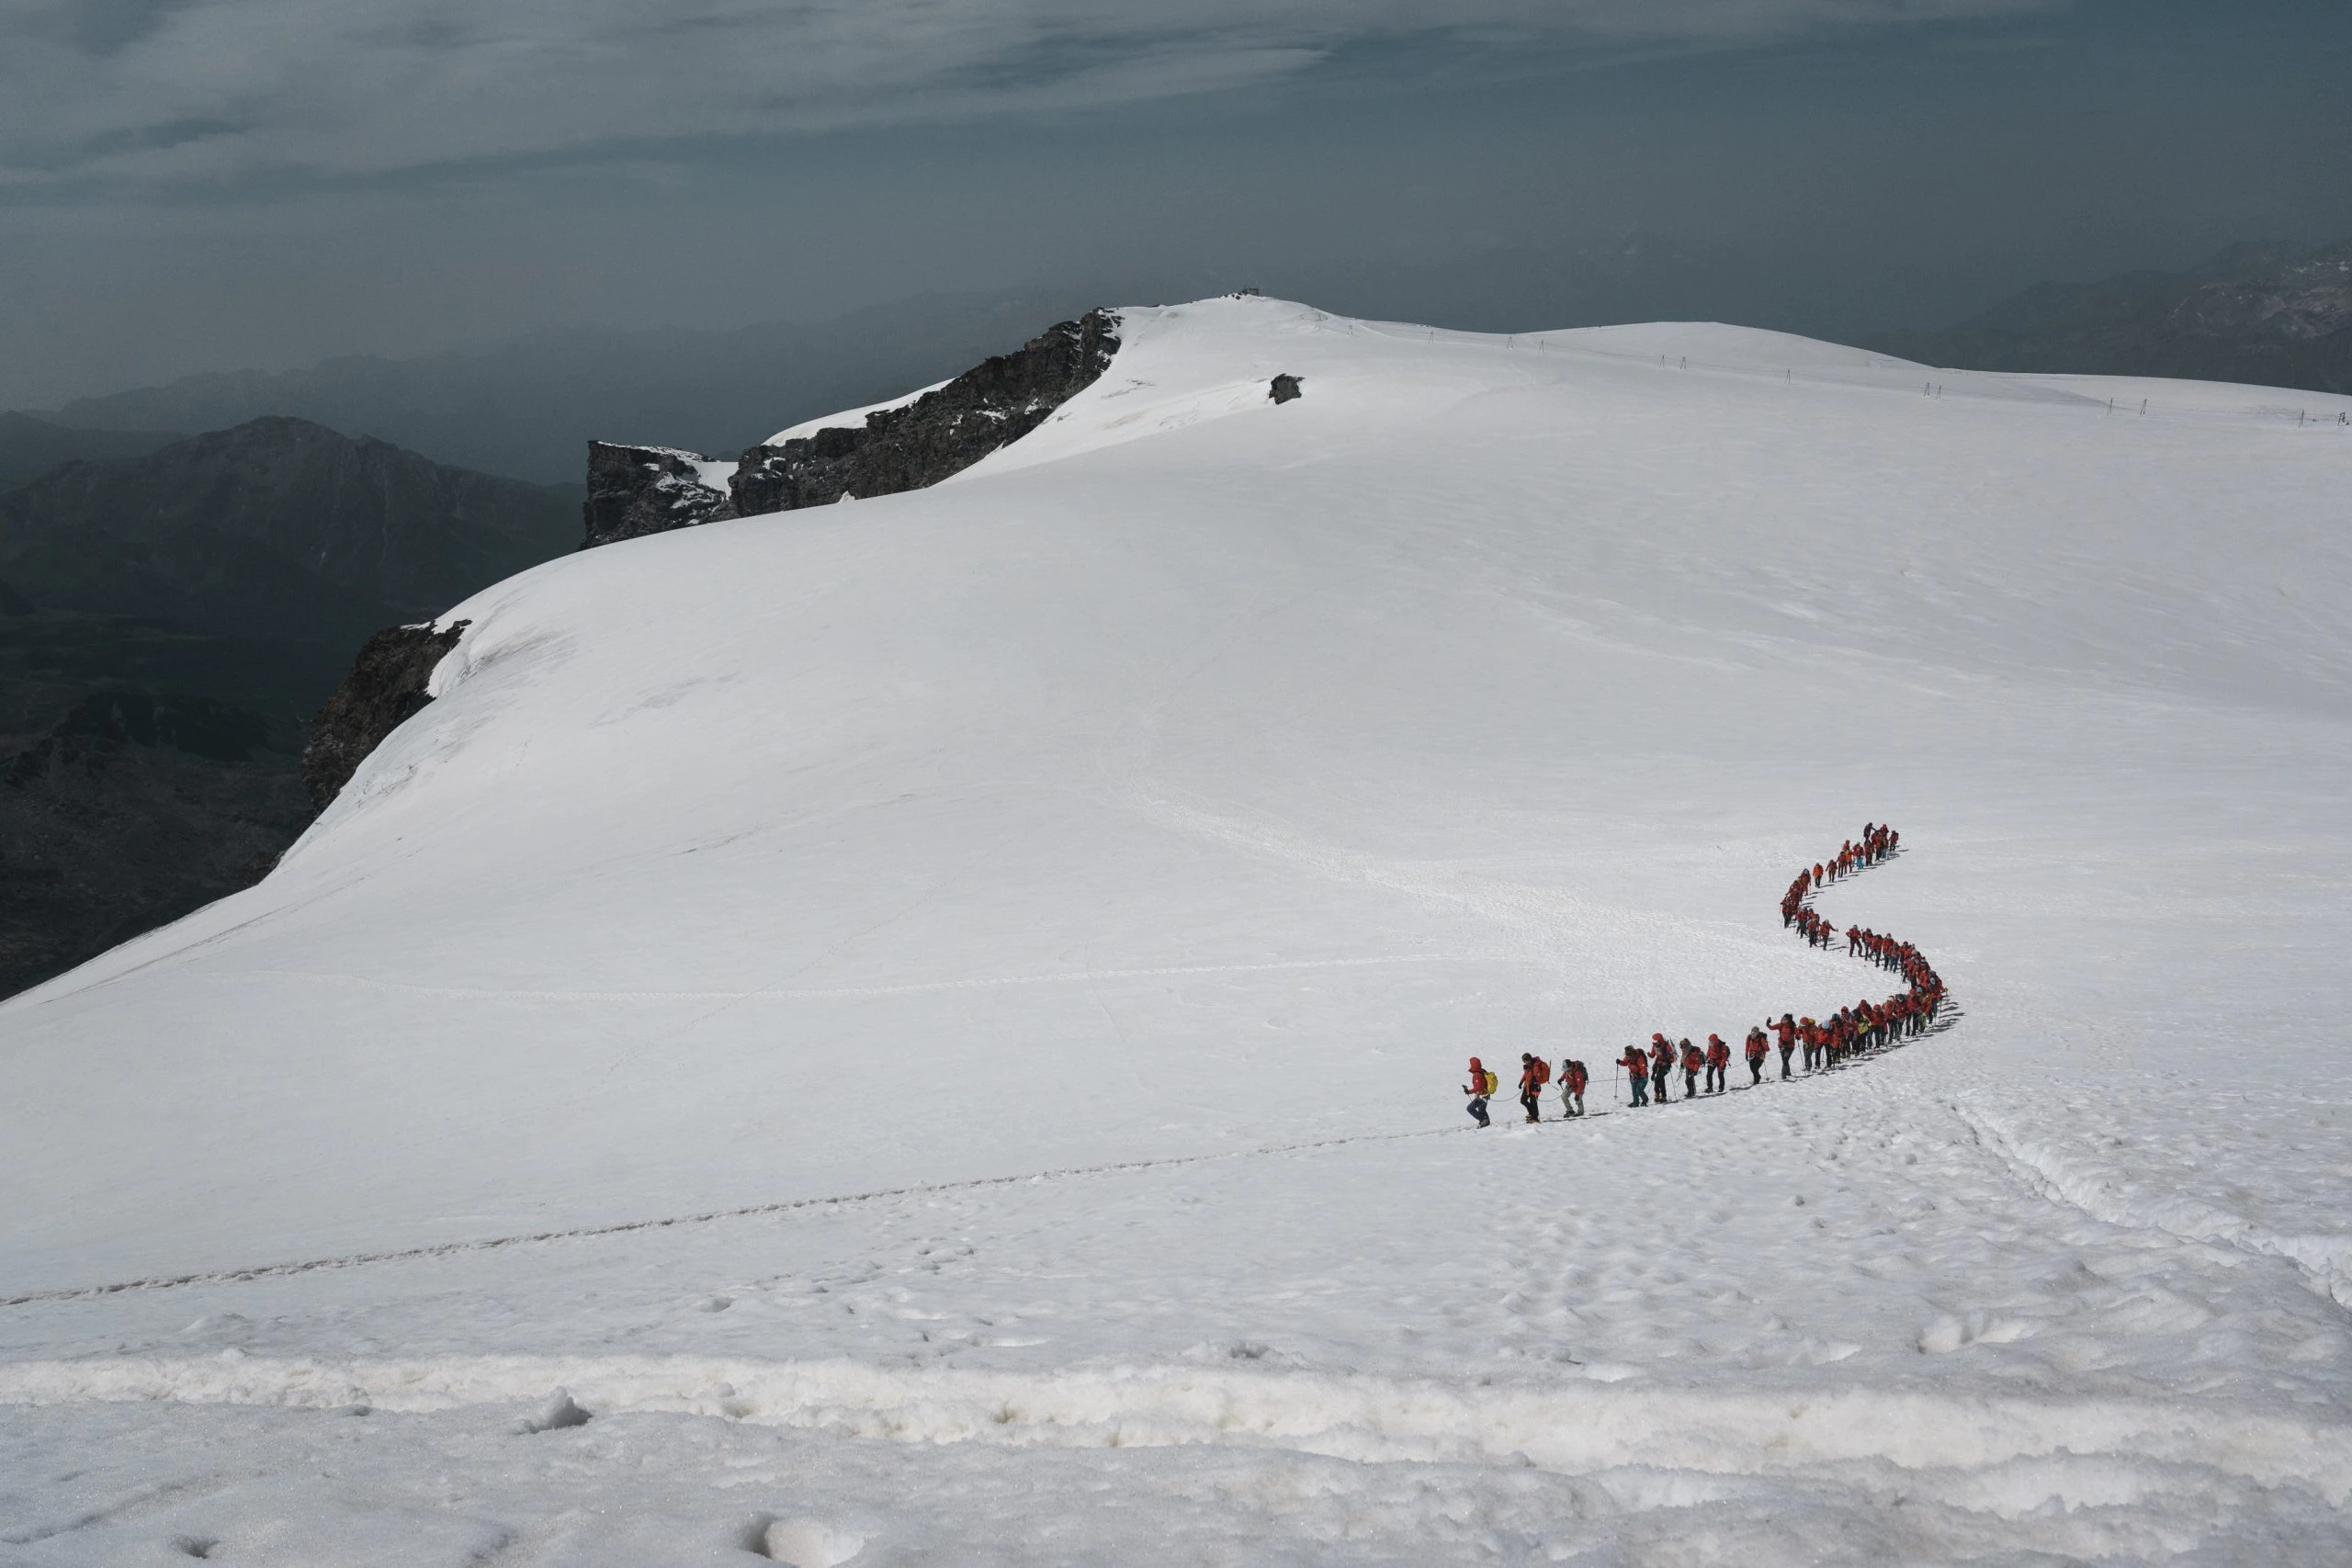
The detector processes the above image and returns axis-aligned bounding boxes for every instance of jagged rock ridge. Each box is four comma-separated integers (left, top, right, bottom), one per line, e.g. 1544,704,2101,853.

300,621,469,812
581,445,733,550
581,310,1121,548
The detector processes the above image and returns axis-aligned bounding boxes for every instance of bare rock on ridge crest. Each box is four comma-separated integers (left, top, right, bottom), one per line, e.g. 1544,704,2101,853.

300,620,468,812
578,309,1121,549
582,443,735,549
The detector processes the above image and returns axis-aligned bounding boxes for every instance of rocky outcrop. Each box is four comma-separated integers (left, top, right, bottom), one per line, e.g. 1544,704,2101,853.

300,620,468,811
1271,374,1304,405
729,310,1120,518
581,443,735,548
579,309,1122,549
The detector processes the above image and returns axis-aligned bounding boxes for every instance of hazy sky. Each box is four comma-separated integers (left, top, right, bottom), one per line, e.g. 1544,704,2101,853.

4,0,2348,406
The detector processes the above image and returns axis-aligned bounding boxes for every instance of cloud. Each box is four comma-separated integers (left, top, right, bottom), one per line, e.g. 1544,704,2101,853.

0,0,2065,185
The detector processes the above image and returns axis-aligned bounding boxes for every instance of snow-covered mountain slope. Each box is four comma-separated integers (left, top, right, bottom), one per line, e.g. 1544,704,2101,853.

5,296,2351,1563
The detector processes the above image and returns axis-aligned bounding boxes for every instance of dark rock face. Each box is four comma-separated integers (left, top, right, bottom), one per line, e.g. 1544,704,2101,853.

0,691,311,999
579,309,1122,548
300,621,468,812
581,443,735,549
1271,374,1304,405
1869,238,2352,395
729,309,1120,519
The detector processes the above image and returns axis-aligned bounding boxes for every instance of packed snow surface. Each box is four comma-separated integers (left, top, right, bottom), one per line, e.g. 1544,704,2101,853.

4,297,2351,1563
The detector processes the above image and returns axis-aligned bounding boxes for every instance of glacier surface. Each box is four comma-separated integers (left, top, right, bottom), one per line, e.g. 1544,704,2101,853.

3,297,2350,1563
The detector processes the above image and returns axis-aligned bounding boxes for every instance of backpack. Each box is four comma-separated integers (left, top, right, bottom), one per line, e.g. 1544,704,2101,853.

1532,1059,1551,1087
1479,1068,1498,1096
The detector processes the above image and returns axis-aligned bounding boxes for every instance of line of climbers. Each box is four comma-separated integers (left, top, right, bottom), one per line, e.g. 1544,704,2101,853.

1461,821,1946,1126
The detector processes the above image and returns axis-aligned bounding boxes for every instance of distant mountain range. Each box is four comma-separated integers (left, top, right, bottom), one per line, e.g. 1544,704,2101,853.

31,290,1108,485
7,239,1830,488
1869,239,2352,394
23,238,2352,503
5,417,573,660
0,412,182,490
0,418,577,998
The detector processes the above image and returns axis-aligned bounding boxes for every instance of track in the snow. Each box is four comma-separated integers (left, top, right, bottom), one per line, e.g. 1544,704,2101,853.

4,829,1951,1310
0,1126,1460,1308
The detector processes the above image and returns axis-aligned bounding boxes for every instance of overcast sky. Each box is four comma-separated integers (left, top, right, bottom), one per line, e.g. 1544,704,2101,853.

4,0,2348,406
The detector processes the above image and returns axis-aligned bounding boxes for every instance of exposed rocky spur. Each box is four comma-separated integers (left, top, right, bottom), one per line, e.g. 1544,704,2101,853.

300,620,469,812
579,310,1120,548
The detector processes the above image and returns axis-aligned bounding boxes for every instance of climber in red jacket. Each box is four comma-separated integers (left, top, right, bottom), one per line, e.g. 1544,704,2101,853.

1622,1045,1652,1106
1560,1057,1589,1117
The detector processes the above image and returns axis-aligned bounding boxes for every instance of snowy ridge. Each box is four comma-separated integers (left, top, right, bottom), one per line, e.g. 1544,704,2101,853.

6,1354,2348,1504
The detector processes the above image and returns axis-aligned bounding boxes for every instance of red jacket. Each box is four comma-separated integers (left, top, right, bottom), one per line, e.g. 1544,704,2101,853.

1679,1043,1704,1072
1705,1037,1730,1066
1565,1061,1588,1093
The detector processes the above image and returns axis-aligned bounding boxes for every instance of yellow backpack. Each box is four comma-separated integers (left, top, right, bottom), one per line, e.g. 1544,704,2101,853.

1479,1068,1499,1095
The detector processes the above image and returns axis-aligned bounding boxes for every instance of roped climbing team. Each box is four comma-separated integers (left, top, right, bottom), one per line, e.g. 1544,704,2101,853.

1462,822,1945,1127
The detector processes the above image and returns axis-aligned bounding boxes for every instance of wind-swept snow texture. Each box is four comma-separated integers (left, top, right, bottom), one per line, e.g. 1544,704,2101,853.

5,298,2351,1564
